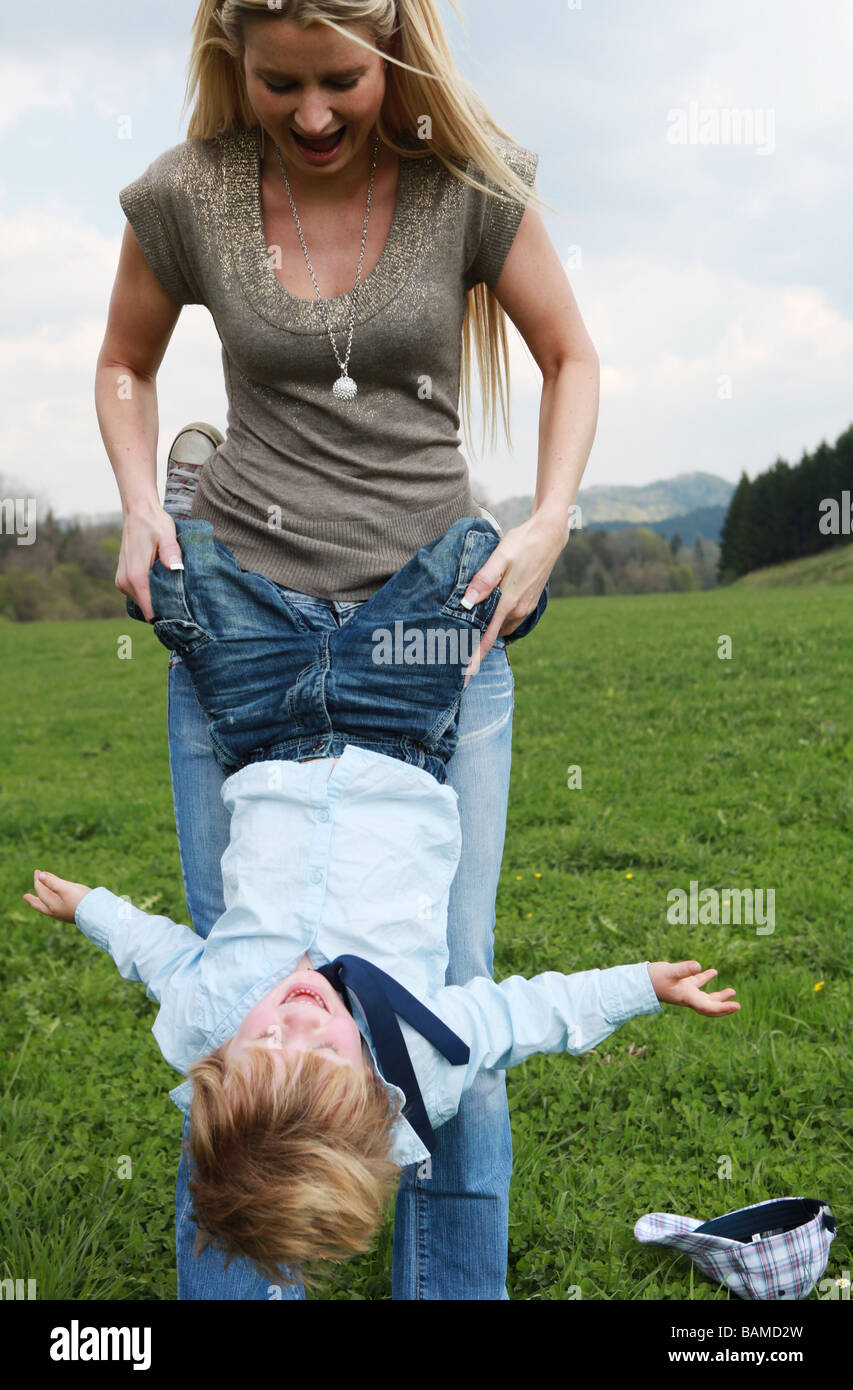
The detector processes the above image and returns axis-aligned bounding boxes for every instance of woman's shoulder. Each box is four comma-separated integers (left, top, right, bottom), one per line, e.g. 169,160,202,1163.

117,132,233,307
453,133,540,294
400,131,539,228
121,131,227,199
405,132,539,240
404,129,538,183
465,132,540,194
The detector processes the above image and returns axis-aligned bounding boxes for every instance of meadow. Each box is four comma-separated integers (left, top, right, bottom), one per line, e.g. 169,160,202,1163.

1,575,850,1300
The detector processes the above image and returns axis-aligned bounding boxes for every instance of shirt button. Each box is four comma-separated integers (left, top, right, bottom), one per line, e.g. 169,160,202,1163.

309,869,323,884
316,809,329,823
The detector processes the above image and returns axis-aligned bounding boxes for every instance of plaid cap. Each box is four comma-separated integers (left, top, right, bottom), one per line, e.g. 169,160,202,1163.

635,1196,836,1299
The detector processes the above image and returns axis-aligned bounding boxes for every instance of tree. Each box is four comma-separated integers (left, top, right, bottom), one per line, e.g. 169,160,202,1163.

718,421,853,580
718,472,753,580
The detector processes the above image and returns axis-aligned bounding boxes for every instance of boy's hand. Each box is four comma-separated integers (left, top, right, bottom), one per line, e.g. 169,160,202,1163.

23,870,92,924
647,960,741,1017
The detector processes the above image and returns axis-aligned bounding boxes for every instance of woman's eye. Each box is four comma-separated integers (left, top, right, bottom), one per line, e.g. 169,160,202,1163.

264,79,358,94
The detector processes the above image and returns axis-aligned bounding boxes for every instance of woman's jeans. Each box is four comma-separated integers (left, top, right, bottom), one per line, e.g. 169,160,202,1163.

168,587,516,1300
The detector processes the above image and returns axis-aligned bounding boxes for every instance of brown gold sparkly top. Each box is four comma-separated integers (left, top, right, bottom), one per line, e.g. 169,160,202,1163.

119,123,539,600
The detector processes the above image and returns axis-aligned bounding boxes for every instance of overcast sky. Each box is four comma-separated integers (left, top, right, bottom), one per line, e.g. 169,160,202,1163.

2,0,851,518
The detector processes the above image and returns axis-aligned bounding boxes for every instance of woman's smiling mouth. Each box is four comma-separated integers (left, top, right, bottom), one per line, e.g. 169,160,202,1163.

292,126,346,147
290,127,348,161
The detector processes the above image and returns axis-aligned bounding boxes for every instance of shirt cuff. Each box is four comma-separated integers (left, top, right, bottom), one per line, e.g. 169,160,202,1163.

73,885,127,954
599,961,662,1025
170,1079,193,1117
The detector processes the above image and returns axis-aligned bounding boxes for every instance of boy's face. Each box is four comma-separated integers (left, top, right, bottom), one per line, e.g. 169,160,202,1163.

227,968,366,1072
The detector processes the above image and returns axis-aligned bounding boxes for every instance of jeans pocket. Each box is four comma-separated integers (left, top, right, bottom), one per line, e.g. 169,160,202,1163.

147,546,216,657
152,616,213,658
439,527,502,634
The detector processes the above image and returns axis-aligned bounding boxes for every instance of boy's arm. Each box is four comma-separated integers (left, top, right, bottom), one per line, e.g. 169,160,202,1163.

425,963,662,1118
74,885,203,1003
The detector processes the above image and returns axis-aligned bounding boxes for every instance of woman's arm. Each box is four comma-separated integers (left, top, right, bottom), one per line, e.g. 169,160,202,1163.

463,205,601,658
95,222,186,620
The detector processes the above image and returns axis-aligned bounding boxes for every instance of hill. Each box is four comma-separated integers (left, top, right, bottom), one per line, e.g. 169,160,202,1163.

577,471,734,523
732,542,853,588
585,505,729,546
489,472,734,534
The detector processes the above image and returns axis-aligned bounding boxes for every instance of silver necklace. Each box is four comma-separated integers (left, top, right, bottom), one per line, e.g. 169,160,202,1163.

274,133,381,402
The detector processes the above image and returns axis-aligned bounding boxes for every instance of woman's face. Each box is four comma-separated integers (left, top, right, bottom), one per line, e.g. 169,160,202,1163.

242,18,387,177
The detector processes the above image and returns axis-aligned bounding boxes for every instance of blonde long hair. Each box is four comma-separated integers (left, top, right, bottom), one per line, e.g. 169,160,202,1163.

183,0,554,461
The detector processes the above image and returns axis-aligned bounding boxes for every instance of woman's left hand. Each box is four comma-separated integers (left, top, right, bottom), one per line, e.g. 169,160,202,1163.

463,513,568,677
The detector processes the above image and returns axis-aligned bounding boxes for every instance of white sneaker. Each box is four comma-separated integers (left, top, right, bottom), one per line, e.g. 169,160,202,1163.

163,422,224,518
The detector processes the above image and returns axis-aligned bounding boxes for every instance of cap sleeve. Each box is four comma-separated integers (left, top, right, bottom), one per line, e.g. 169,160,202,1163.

463,137,540,293
119,143,204,307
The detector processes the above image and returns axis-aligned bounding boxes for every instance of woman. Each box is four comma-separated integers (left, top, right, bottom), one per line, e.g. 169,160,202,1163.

95,0,599,1301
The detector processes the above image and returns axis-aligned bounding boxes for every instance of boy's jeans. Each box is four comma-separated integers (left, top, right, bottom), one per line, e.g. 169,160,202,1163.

135,516,547,782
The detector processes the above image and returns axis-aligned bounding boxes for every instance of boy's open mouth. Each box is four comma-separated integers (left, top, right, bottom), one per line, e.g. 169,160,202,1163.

279,985,329,1012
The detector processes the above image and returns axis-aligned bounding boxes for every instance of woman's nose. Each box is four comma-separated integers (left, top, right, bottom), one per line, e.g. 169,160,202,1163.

294,97,337,131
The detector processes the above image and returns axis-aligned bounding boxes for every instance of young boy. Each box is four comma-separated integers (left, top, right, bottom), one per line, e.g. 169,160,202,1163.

25,517,740,1284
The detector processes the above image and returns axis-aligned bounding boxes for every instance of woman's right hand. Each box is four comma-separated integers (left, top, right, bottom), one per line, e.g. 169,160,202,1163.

115,506,184,621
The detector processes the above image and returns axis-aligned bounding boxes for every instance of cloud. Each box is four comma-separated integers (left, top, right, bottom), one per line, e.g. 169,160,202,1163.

0,43,188,137
484,250,853,496
0,203,226,517
0,56,82,134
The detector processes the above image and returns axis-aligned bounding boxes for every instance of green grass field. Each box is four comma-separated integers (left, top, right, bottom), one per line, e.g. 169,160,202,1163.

1,578,851,1300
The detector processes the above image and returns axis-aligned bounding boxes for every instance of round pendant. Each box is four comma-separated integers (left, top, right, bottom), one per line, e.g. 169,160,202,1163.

333,374,358,402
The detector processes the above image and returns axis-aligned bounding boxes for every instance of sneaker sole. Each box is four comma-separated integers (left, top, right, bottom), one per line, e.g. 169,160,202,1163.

167,422,225,469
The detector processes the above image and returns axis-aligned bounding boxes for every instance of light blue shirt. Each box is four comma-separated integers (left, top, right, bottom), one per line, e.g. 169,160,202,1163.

74,744,662,1166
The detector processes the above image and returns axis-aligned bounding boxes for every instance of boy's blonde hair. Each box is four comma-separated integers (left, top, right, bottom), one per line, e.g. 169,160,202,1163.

186,1040,401,1286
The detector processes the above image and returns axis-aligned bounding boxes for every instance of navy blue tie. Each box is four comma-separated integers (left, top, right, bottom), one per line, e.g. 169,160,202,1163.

314,955,470,1154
